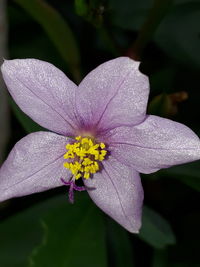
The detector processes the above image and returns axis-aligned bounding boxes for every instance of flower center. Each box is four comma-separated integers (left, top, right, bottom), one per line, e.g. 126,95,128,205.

63,136,107,180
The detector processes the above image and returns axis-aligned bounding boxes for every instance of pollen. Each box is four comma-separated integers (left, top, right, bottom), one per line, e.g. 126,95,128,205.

63,136,107,180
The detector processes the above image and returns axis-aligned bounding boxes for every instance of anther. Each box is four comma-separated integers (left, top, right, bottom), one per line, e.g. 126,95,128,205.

63,136,107,181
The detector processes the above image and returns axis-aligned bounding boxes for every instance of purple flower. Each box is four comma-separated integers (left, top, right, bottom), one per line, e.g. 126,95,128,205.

0,57,200,233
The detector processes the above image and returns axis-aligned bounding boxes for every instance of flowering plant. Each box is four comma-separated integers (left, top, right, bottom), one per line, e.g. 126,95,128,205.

1,57,200,232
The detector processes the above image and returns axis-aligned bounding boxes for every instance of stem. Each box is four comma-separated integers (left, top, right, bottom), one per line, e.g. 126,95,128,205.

131,0,174,60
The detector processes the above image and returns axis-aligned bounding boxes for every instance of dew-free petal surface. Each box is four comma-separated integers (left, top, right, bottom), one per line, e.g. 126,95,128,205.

108,115,200,174
84,157,143,233
0,131,70,202
76,57,149,132
1,59,78,136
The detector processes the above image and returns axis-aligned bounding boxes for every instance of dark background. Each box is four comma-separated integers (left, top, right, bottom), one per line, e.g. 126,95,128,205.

0,0,200,266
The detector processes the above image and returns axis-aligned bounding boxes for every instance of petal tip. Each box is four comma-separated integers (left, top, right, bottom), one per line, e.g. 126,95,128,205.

124,219,142,234
1,59,17,74
114,56,140,66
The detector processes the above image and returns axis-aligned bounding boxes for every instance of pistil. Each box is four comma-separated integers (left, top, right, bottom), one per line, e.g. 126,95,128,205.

61,178,86,203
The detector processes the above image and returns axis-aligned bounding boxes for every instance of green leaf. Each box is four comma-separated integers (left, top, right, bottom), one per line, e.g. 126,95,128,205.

160,161,200,192
0,195,68,267
152,210,200,266
154,2,200,69
0,194,107,267
0,217,42,267
106,219,135,267
10,98,44,133
15,0,81,82
139,206,176,249
0,204,44,267
29,193,107,267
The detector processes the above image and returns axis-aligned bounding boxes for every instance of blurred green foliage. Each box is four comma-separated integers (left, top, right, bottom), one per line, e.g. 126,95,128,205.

15,0,81,82
139,206,176,249
0,0,200,266
29,194,107,267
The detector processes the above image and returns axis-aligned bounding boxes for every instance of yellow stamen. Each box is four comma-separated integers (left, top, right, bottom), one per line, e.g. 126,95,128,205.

63,136,107,180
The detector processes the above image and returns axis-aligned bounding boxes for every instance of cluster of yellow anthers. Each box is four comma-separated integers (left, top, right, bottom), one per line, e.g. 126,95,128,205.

63,136,107,180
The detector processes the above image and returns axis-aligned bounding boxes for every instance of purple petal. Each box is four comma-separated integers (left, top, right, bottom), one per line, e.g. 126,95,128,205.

76,57,149,132
0,131,71,202
108,115,200,174
1,59,78,136
84,157,143,233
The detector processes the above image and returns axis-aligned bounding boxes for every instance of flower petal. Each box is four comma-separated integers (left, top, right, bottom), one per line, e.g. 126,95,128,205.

76,57,149,131
108,115,200,174
84,157,143,233
0,131,71,202
1,59,78,136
